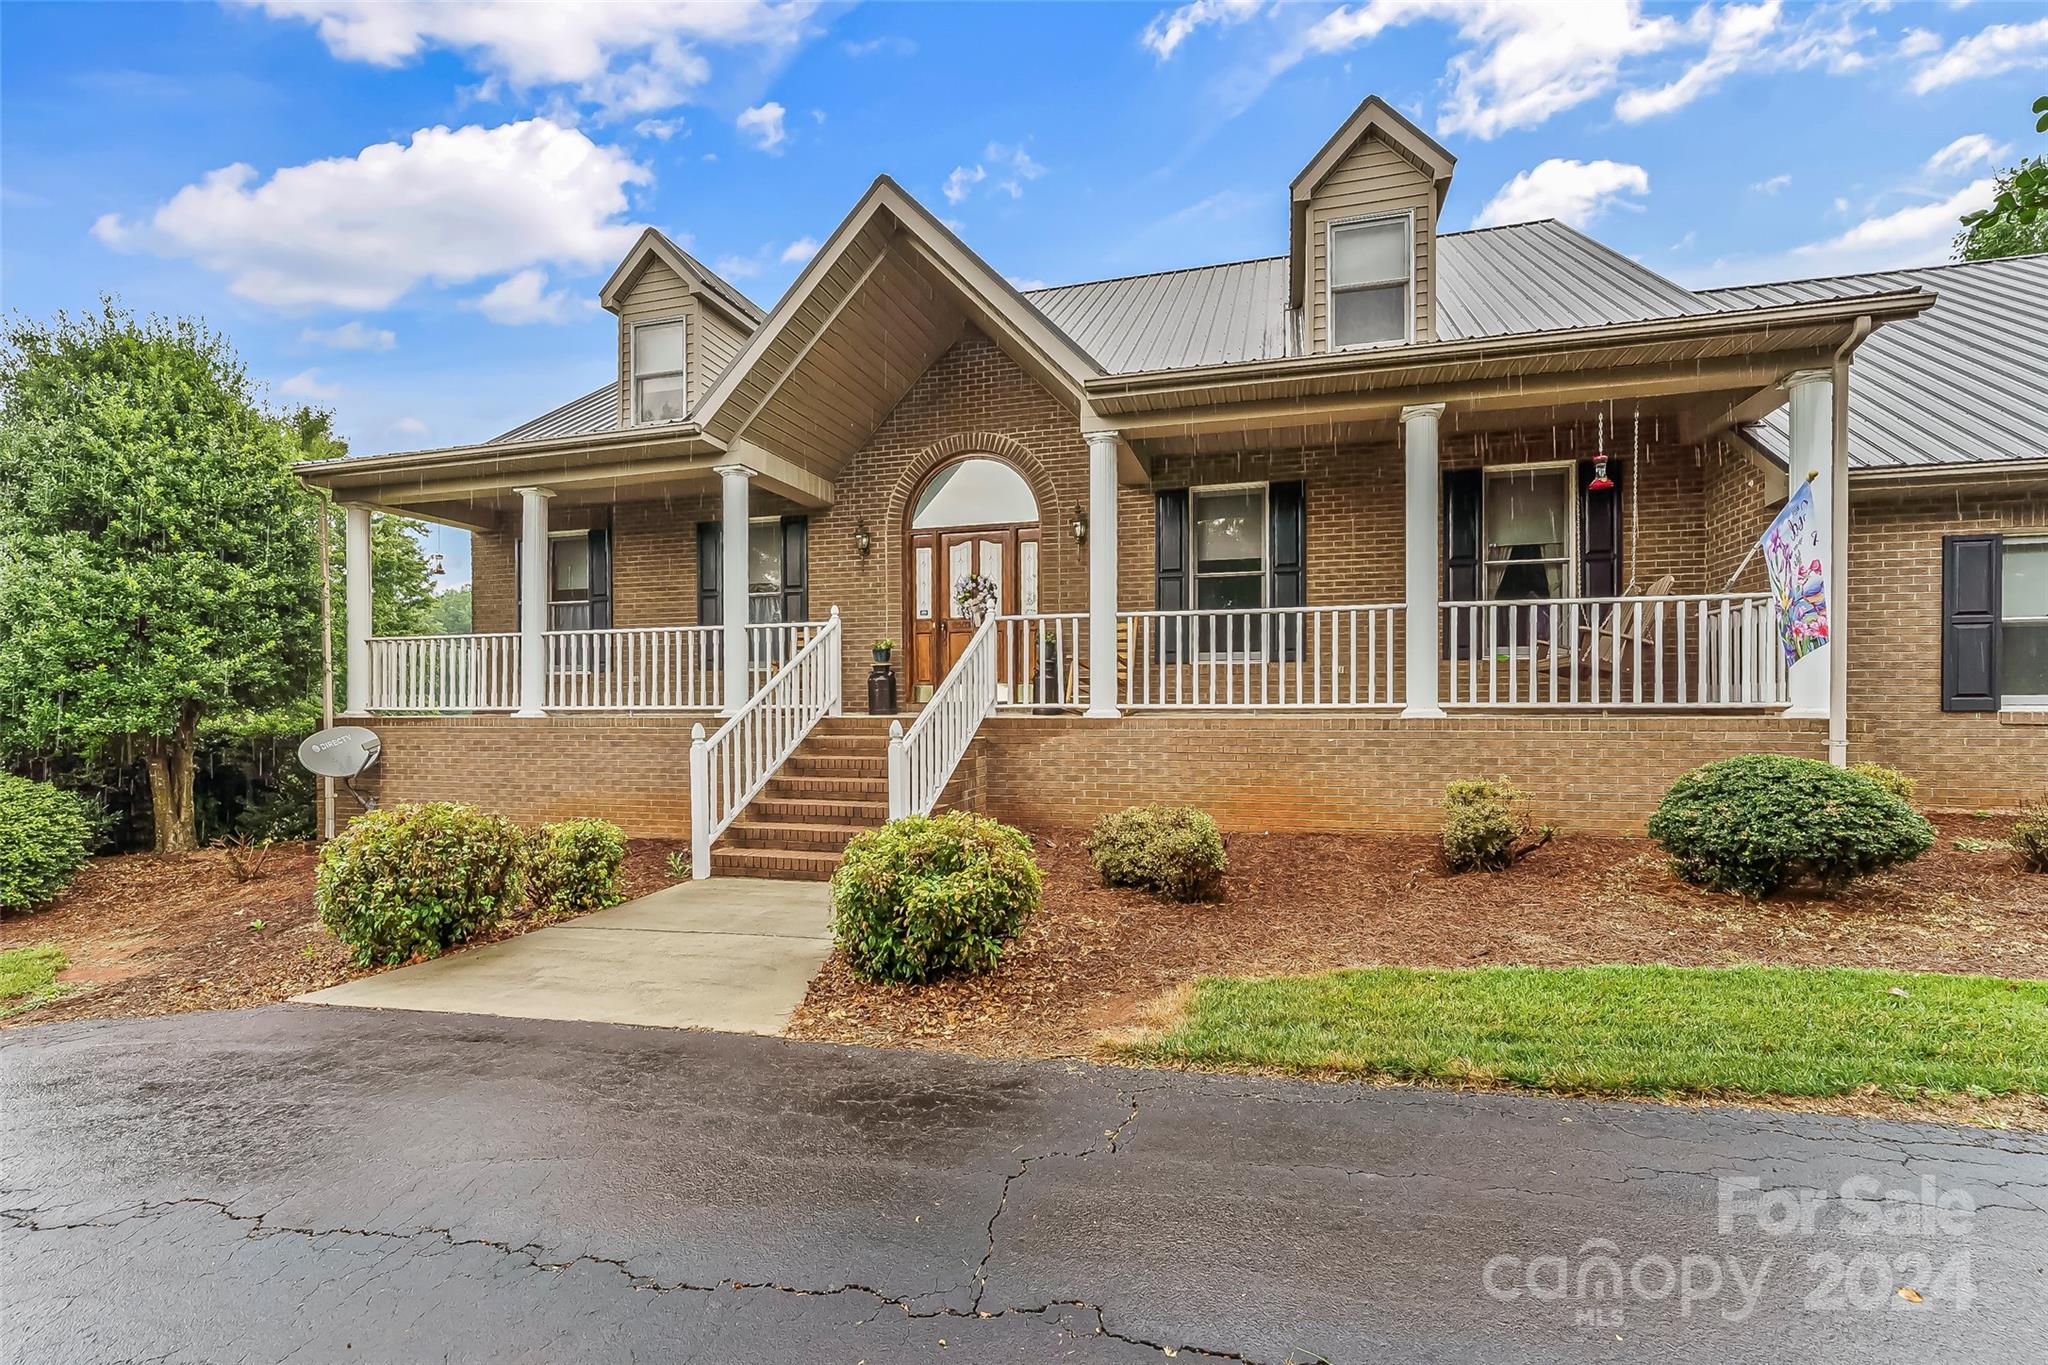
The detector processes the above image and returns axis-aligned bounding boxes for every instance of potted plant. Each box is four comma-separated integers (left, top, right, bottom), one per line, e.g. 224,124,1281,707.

872,637,897,666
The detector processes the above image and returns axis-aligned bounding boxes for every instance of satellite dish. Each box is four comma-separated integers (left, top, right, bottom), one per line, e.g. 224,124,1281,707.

298,725,381,779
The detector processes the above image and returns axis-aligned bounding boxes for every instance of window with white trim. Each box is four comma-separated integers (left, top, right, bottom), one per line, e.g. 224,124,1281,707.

1192,483,1266,656
2001,537,2048,706
1482,463,1576,600
632,319,686,424
1328,213,1412,349
547,531,591,630
747,517,784,623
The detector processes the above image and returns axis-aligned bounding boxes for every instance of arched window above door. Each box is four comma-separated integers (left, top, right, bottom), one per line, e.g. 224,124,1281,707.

911,457,1037,529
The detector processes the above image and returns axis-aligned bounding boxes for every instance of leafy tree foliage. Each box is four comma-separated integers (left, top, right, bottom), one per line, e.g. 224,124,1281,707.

1954,96,2047,261
422,586,473,635
0,304,321,851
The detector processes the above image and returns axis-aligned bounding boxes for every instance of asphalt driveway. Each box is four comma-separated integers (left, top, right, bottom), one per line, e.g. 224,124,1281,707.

4,1005,2044,1363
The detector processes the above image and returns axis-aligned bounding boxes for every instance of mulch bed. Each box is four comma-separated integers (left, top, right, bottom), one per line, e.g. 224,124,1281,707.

0,837,692,1029
788,814,2048,1060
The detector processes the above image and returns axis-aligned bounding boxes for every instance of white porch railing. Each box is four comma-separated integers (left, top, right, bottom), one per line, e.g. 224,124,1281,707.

1117,605,1406,709
888,612,998,819
1442,593,1786,708
365,620,824,714
367,633,522,712
992,613,1087,710
689,609,842,877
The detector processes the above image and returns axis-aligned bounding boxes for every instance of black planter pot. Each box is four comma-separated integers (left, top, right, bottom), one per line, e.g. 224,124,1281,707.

872,646,893,666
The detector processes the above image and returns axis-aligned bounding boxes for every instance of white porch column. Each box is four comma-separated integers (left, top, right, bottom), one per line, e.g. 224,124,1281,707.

1400,403,1446,718
1784,370,1834,724
340,502,374,717
1085,430,1121,719
717,464,755,713
513,485,553,718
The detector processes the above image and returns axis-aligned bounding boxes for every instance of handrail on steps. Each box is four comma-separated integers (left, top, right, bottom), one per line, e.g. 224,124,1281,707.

887,612,998,821
689,607,842,878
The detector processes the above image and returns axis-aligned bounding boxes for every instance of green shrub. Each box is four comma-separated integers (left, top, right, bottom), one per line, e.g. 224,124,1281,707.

2010,804,2048,874
1441,778,1548,872
1085,804,1227,901
0,776,97,912
316,802,524,965
831,812,1042,984
1849,762,1917,805
525,818,626,918
1648,755,1935,898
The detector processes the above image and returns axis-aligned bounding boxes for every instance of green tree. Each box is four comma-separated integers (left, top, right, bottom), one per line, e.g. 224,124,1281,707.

288,407,437,638
0,304,320,851
422,585,473,635
1955,95,2048,261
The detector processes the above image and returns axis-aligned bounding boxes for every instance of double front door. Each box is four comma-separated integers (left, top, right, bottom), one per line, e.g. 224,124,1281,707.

905,523,1039,701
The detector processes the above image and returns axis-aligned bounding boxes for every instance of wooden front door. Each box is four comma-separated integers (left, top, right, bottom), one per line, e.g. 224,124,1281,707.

906,524,1038,701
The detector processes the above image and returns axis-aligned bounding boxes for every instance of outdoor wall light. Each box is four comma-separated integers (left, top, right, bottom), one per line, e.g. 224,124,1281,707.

1071,507,1088,546
853,518,873,558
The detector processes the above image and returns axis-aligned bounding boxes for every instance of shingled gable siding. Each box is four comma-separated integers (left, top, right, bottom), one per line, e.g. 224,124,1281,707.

610,256,754,428
1307,132,1437,350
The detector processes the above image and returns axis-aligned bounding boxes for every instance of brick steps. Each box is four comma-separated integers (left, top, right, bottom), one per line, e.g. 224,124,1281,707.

712,722,890,881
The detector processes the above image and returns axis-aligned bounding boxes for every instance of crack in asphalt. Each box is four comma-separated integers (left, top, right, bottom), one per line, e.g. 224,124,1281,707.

2,1081,1265,1364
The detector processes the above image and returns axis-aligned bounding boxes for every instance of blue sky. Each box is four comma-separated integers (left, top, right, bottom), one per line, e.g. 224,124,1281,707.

5,2,2045,584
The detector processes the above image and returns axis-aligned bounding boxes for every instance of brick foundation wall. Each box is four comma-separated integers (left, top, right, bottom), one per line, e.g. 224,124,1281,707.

968,713,1827,834
359,715,697,836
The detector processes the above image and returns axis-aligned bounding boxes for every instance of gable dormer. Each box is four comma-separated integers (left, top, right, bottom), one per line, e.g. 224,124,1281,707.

600,229,764,428
1289,96,1455,353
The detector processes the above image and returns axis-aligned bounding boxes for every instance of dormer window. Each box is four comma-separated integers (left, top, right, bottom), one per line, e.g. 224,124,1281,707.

1328,212,1412,349
632,319,687,424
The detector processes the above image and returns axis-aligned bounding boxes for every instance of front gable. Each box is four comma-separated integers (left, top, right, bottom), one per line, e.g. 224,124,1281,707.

603,229,761,429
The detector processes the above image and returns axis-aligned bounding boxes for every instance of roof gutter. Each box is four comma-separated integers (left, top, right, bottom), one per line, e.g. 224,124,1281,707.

1081,290,1934,403
295,421,720,485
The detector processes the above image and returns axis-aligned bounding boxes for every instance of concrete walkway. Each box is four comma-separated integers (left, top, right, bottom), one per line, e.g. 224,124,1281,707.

297,878,832,1034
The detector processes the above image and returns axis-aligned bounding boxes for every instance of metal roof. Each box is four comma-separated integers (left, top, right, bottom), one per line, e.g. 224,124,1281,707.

1702,254,2048,470
492,384,619,444
1022,219,1718,373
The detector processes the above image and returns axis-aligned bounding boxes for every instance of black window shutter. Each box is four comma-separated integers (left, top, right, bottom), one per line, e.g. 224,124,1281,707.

1943,533,2001,712
587,521,613,631
1155,488,1189,663
696,521,721,626
1267,480,1305,661
1579,459,1622,599
1442,468,1482,658
780,516,808,624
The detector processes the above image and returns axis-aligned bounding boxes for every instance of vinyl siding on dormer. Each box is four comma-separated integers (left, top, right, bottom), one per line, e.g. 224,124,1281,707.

614,256,753,425
1305,133,1436,352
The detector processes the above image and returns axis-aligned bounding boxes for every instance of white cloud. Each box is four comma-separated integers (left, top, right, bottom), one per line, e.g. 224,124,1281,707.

93,118,647,312
389,416,430,437
1910,16,2048,94
1475,158,1650,229
1783,178,1997,273
842,35,917,59
1615,1,1780,122
1896,28,1941,60
1007,275,1050,292
1751,173,1792,195
736,101,787,152
780,235,819,264
634,116,685,141
244,0,818,119
1924,133,2012,177
300,320,395,351
943,163,986,205
474,268,584,324
1142,0,1260,60
945,143,1044,206
279,367,341,400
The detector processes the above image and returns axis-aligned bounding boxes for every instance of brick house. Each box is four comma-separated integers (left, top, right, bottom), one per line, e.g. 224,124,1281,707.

300,96,2048,878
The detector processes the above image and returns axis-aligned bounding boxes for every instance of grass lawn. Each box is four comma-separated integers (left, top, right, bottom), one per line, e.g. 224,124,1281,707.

1119,965,2048,1103
0,944,72,1018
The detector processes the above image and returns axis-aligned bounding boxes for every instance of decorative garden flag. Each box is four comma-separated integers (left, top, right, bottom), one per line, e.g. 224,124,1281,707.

1761,481,1829,666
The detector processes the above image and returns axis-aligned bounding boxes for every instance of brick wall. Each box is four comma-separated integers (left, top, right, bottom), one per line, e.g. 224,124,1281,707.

968,713,1826,834
359,715,697,836
1847,484,2048,807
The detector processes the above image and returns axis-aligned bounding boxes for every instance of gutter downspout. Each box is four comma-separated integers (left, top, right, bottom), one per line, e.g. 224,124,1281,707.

1829,315,1873,768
